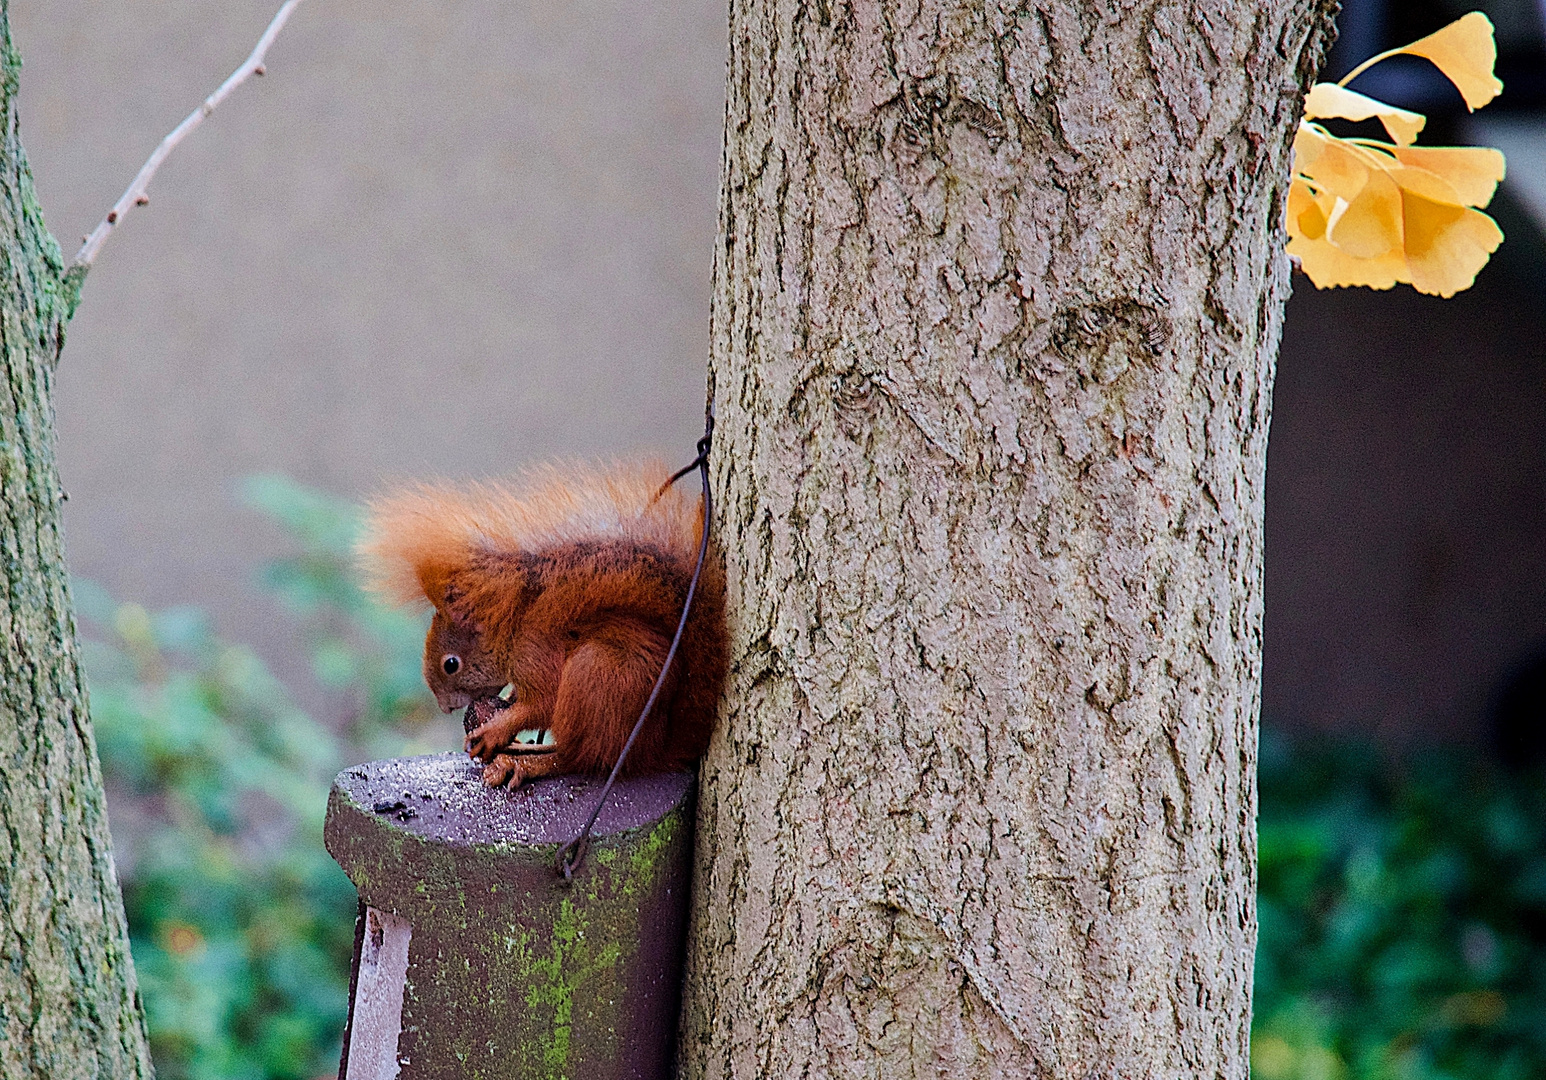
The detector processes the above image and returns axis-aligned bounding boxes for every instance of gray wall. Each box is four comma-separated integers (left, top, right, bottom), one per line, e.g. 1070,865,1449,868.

13,0,727,701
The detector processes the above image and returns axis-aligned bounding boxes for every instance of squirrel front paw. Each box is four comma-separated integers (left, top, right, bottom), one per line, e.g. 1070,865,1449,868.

464,696,531,760
465,718,516,762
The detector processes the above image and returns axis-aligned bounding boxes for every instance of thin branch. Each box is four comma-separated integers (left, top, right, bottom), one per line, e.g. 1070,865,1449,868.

69,0,309,275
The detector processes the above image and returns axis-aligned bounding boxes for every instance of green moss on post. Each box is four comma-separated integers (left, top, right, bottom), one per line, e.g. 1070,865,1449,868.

325,753,695,1080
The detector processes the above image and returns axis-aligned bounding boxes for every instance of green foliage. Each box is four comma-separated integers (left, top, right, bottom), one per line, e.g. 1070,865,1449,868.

242,475,436,751
1252,729,1546,1080
77,477,445,1080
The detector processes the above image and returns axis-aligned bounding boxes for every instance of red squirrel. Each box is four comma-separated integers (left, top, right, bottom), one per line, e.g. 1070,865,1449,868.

358,459,726,789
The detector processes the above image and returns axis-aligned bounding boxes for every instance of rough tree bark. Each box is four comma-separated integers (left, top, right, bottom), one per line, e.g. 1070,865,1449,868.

683,1,1336,1077
0,4,154,1077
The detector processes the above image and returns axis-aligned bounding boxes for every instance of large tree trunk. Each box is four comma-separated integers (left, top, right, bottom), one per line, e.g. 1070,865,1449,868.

0,5,153,1077
683,1,1335,1076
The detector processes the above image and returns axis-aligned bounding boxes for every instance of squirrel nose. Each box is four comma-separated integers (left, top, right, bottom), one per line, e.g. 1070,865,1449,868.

435,689,471,713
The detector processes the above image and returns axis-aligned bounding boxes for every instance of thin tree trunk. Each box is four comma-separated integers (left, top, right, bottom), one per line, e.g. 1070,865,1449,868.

0,4,153,1076
683,1,1335,1076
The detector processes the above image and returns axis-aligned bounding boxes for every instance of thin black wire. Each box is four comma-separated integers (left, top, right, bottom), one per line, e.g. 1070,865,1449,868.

558,410,715,880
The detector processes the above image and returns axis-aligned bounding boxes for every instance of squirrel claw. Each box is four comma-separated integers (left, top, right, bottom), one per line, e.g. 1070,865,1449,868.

482,752,529,789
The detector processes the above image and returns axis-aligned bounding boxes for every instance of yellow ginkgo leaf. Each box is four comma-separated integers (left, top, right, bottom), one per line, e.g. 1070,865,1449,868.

1288,13,1507,295
1287,179,1329,241
1292,124,1329,170
1387,145,1505,207
1401,191,1503,296
1297,128,1375,201
1327,168,1403,258
1385,162,1465,207
1395,11,1503,111
1288,228,1405,291
1305,83,1427,146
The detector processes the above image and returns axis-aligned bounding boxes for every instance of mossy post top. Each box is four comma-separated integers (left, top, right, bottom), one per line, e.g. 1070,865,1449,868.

325,754,695,1080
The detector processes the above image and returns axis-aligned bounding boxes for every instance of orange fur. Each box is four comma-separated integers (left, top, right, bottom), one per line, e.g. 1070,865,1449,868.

358,458,726,788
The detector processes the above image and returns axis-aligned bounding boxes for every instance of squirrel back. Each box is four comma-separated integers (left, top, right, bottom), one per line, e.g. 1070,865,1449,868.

357,458,725,785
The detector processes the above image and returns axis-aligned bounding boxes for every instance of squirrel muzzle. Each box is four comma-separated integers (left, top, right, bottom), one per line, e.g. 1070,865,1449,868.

434,688,473,713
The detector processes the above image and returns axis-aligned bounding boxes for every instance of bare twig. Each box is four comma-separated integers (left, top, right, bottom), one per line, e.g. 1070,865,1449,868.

69,0,309,275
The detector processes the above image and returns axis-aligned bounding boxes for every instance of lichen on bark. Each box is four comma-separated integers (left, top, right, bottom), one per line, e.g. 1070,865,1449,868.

0,2,152,1076
682,1,1337,1077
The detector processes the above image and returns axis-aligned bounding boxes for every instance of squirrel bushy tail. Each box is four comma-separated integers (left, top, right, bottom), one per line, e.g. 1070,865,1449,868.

357,457,703,607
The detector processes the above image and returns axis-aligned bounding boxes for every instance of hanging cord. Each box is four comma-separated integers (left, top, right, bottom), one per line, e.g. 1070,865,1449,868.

558,406,715,880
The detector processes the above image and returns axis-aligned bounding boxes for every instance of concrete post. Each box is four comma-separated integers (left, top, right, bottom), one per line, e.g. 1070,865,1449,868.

324,752,695,1080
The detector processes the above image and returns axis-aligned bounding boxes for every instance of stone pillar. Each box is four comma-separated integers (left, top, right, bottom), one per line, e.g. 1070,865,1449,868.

325,753,695,1080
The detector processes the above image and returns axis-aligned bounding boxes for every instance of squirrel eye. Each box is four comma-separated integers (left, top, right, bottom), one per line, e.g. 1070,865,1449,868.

441,654,461,675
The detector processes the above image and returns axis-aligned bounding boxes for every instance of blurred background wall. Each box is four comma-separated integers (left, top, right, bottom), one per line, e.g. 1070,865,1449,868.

11,0,1546,749
12,0,729,712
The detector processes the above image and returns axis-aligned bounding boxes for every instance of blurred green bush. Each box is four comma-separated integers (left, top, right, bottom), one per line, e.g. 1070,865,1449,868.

75,478,1546,1079
76,476,449,1080
1253,729,1546,1079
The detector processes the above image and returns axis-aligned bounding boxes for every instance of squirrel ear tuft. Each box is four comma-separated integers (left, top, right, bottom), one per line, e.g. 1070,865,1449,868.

417,563,457,609
421,570,478,628
444,592,476,629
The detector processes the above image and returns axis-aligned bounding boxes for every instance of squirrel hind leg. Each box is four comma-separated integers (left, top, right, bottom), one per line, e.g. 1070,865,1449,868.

483,751,562,790
551,633,673,776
